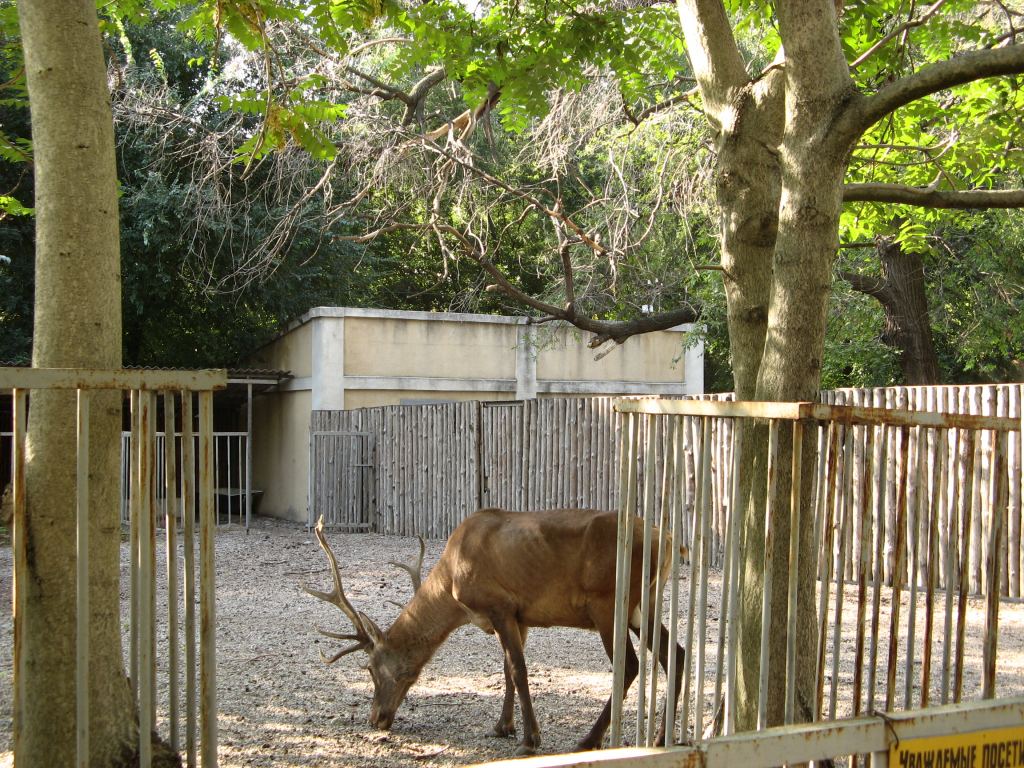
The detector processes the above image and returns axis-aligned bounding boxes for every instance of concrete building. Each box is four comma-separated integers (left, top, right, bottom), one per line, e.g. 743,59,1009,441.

248,306,703,521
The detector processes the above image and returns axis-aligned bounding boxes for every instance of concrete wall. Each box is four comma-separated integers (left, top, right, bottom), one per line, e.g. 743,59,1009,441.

248,306,704,522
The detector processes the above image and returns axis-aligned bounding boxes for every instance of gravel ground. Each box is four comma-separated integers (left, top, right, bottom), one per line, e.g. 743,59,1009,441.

1,515,1023,768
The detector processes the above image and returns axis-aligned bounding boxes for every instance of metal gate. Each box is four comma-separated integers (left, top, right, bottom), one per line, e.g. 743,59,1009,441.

3,366,224,768
309,430,375,529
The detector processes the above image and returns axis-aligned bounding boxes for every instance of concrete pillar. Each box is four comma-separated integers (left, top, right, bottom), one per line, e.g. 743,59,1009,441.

515,322,537,400
312,316,346,410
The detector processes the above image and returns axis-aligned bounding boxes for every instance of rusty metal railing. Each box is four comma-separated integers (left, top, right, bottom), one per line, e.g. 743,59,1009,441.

609,398,1019,746
2,367,225,768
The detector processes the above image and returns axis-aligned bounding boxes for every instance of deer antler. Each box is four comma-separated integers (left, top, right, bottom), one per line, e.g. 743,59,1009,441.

303,516,383,663
385,535,426,608
388,535,425,592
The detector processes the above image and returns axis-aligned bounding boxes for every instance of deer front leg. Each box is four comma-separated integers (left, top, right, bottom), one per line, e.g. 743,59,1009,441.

492,624,527,738
493,617,540,755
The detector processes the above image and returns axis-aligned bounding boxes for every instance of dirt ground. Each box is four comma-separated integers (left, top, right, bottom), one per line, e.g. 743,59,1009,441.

1,515,1023,768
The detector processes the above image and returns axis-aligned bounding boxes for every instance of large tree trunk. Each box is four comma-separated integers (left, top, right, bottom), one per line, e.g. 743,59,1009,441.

679,0,856,733
16,2,148,766
843,239,941,385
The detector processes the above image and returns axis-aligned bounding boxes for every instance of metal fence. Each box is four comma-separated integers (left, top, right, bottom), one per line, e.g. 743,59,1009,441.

609,398,1019,748
119,430,254,528
2,367,224,768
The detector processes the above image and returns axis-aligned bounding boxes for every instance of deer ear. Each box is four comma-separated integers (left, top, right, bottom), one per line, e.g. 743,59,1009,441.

358,612,385,647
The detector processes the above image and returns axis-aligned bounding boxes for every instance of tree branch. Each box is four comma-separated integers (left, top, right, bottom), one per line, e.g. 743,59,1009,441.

839,269,890,300
843,183,1024,209
676,0,750,119
848,43,1024,137
339,221,700,347
849,0,952,71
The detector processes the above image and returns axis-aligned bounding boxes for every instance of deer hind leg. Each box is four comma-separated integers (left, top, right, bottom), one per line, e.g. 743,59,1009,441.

576,623,639,752
635,621,685,747
491,624,527,738
493,616,540,755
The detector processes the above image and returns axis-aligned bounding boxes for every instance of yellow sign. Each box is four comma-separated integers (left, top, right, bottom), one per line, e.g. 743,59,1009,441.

892,726,1024,768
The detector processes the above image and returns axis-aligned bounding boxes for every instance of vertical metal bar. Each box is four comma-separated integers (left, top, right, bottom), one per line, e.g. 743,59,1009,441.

11,389,27,757
941,425,960,705
757,419,780,731
199,390,219,766
885,426,911,712
129,390,141,707
246,382,253,529
723,423,744,735
694,418,713,736
815,423,841,720
665,419,685,745
905,427,927,708
854,424,876,717
681,418,704,738
308,429,316,529
921,427,944,708
983,429,1008,698
635,417,657,746
76,390,91,768
867,425,889,715
139,390,155,768
954,431,976,702
214,434,221,527
181,391,198,768
164,392,180,752
784,420,803,725
646,419,673,745
830,424,854,720
714,420,735,729
611,412,638,746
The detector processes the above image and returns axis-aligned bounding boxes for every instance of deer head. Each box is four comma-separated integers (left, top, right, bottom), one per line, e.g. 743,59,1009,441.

303,518,428,730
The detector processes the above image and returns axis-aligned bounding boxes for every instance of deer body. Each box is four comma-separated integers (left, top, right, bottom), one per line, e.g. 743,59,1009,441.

306,508,684,755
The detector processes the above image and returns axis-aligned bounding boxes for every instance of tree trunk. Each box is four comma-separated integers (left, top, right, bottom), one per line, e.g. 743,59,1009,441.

16,2,145,766
843,239,941,385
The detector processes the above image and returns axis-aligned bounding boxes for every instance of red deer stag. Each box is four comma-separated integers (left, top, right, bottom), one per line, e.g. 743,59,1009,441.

304,508,685,755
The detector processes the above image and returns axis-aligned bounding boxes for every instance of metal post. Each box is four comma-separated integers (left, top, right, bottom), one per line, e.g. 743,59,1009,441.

199,389,219,766
665,419,686,745
723,424,744,736
784,420,803,725
646,417,674,745
757,419,780,731
164,392,180,751
695,418,713,736
983,429,1008,698
905,427,927,708
138,390,156,768
635,417,657,745
129,390,141,707
11,389,27,756
246,381,253,529
681,417,704,738
181,391,198,768
610,413,638,747
76,390,91,768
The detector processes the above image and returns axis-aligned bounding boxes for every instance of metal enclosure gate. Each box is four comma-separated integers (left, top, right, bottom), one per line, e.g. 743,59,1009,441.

309,430,375,530
609,397,1020,748
3,367,225,768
